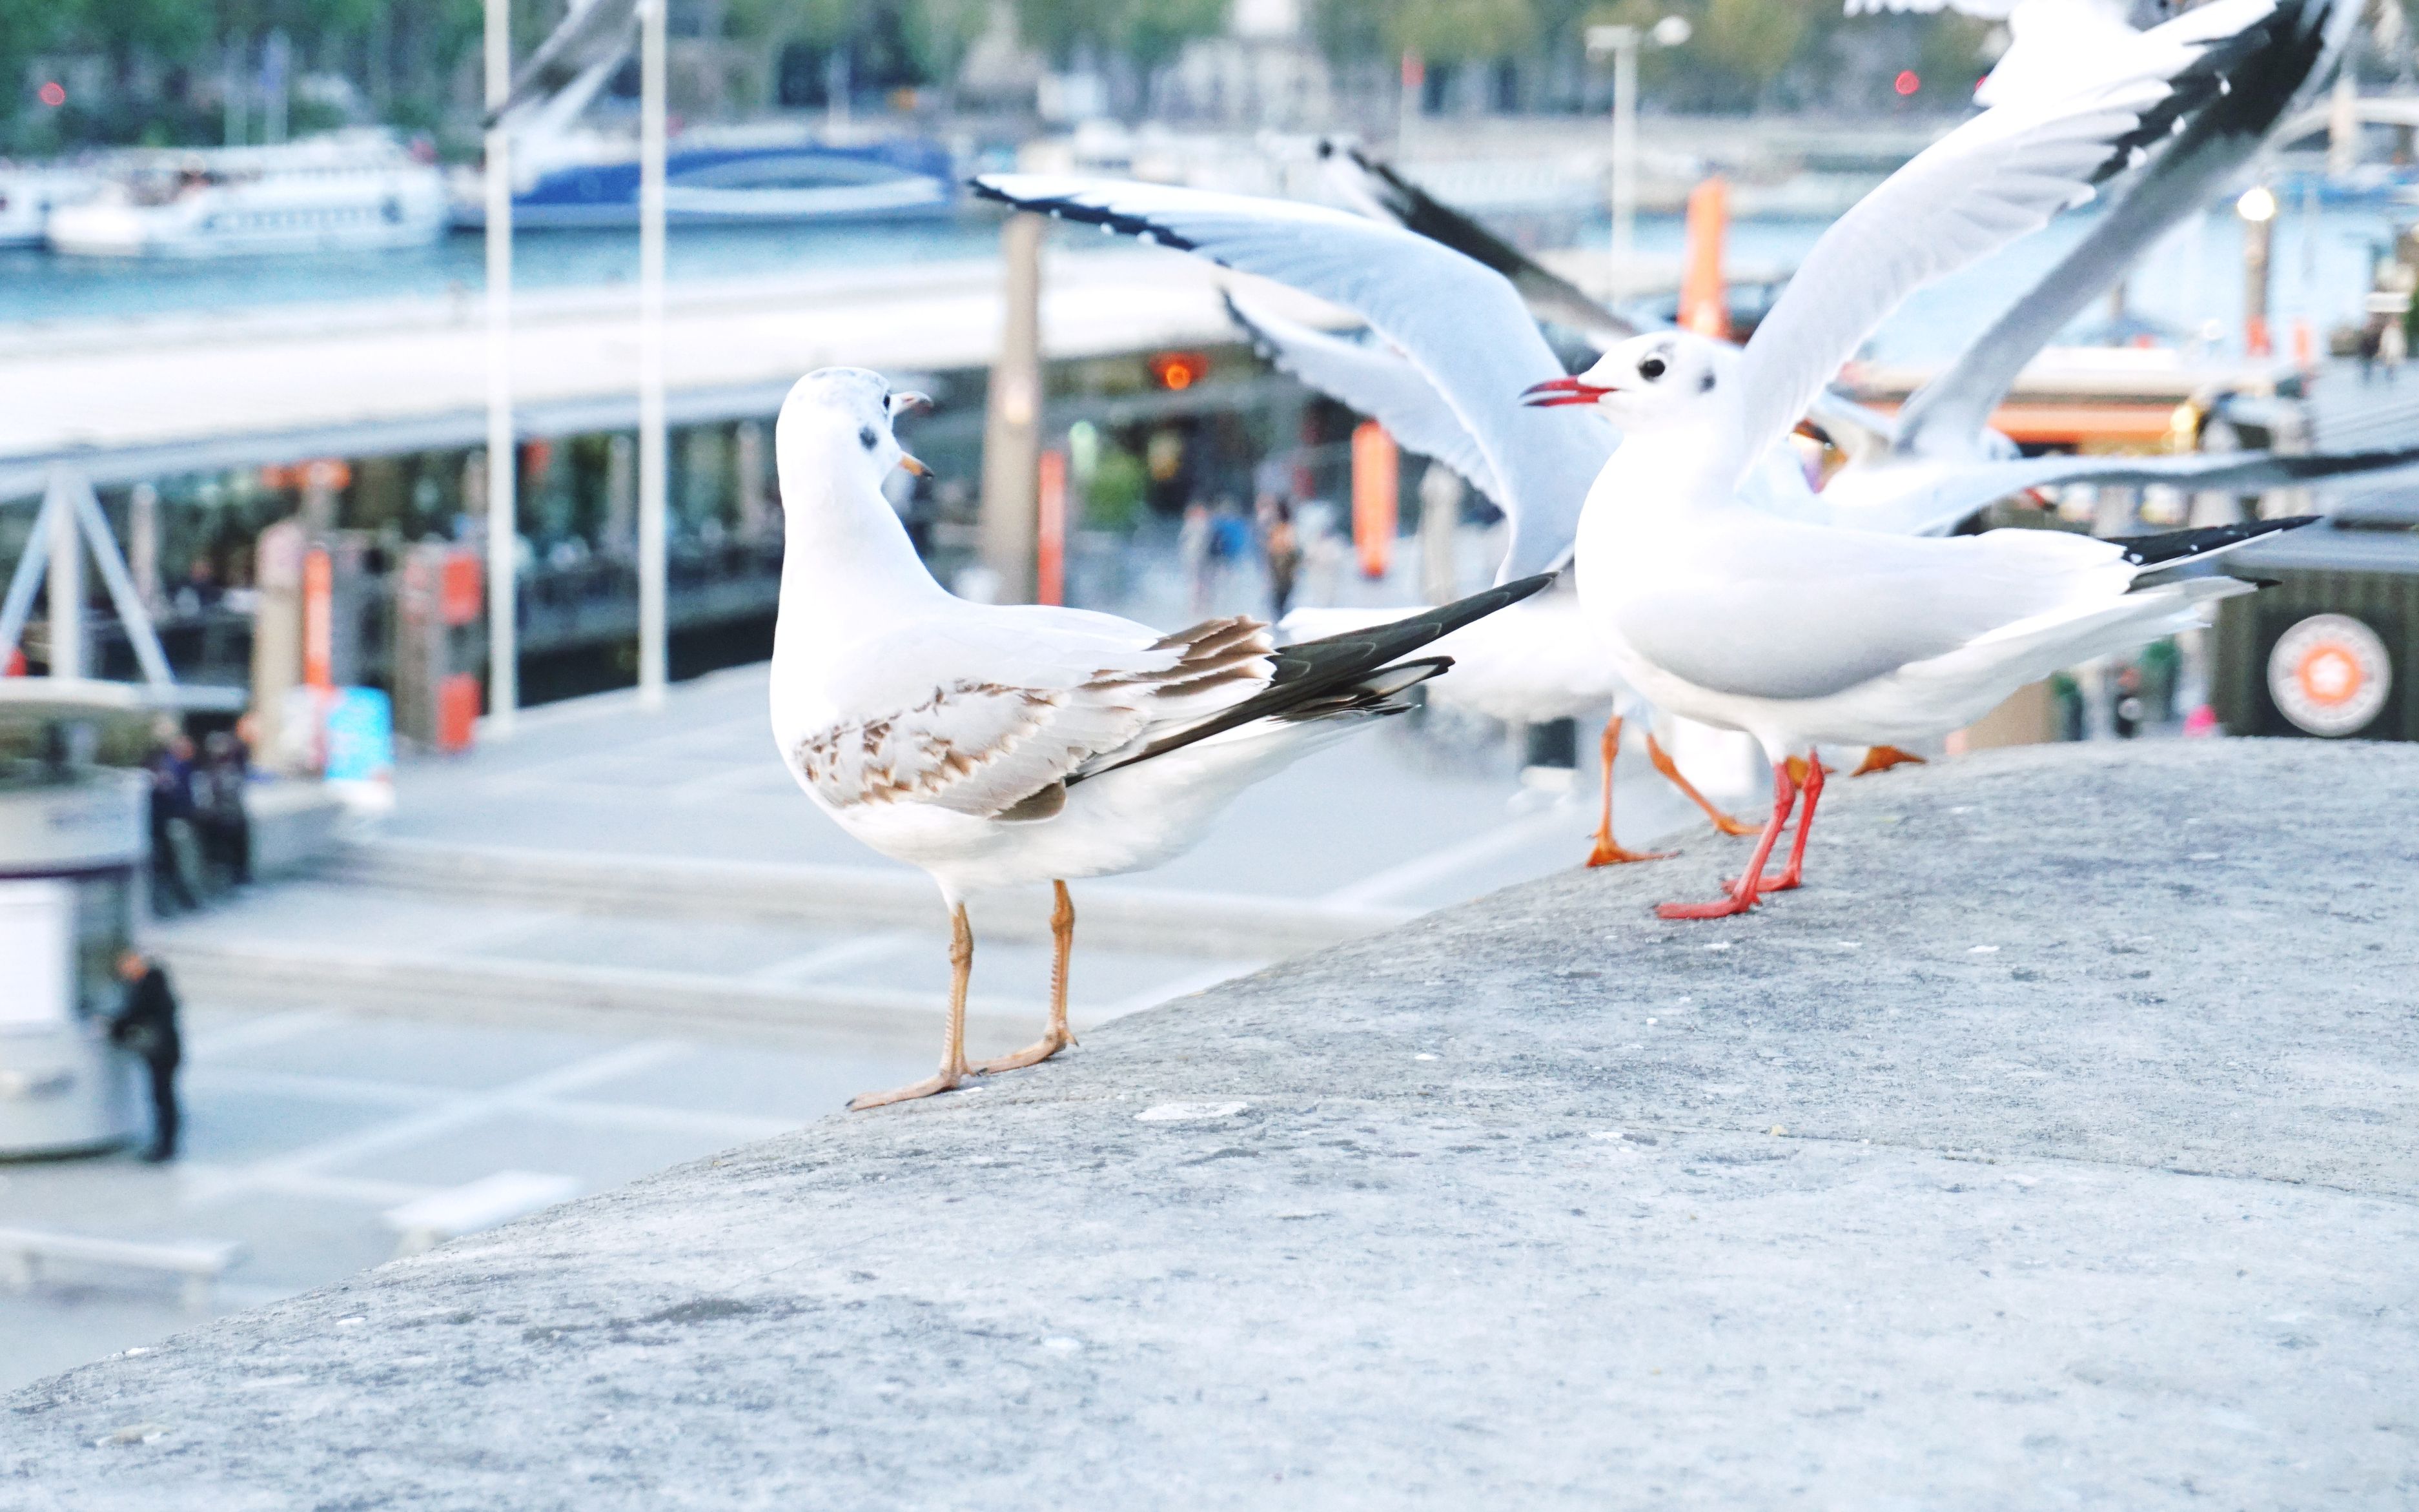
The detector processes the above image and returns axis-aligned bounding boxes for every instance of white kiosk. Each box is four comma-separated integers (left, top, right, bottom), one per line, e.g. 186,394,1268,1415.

0,759,145,1156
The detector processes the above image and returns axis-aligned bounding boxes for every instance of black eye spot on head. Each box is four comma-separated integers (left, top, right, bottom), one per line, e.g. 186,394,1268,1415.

858,425,877,451
1697,371,1716,394
1638,356,1667,382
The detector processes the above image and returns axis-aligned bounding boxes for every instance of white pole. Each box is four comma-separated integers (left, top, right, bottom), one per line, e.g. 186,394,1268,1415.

484,0,518,736
637,0,669,709
45,470,83,682
1611,32,1637,304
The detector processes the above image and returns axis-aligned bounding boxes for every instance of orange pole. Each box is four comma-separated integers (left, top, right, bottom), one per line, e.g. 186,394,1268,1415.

1679,177,1730,340
301,547,334,691
1036,449,1067,607
1351,420,1397,580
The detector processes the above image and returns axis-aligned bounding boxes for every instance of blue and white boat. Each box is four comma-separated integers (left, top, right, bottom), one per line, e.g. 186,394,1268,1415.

452,123,955,229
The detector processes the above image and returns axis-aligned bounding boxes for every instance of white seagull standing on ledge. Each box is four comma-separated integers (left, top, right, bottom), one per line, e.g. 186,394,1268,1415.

770,369,1549,1107
1524,61,2318,919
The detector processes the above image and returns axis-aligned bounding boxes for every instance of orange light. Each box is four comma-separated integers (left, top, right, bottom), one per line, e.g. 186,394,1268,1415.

1893,70,1920,97
1149,351,1208,391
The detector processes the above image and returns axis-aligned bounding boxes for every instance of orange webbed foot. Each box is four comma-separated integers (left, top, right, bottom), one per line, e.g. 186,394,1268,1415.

1851,745,1926,776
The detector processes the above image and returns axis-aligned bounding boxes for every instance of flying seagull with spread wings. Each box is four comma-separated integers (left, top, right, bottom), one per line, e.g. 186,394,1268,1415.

1525,50,2318,919
1316,0,2378,538
770,369,1548,1108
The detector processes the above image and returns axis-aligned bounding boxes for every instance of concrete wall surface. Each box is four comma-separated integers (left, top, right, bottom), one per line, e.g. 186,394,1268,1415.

5,740,2415,1509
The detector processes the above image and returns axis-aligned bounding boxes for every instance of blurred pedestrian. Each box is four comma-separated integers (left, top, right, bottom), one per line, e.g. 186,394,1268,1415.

1261,497,1301,618
1178,502,1214,613
198,731,253,888
1300,502,1347,607
109,951,182,1163
145,733,200,913
2383,316,2407,385
1210,500,1252,609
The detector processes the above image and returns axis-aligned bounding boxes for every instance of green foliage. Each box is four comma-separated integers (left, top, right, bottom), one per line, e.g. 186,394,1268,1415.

1083,445,1148,531
1393,0,1535,63
1017,0,1230,71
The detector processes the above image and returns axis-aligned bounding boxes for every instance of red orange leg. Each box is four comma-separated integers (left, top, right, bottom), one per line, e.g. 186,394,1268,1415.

1753,750,1826,894
1586,714,1676,867
1657,762,1799,921
1645,731,1759,837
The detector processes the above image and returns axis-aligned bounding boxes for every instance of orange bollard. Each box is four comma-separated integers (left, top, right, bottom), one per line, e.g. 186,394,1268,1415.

1036,449,1067,607
1679,177,1731,341
1351,420,1398,580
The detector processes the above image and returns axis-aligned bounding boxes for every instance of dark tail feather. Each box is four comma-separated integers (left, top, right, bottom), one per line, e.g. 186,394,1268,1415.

2115,515,2319,569
1074,575,1554,782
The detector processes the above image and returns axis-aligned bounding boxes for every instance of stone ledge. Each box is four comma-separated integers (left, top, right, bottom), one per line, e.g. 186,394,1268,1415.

7,741,2415,1508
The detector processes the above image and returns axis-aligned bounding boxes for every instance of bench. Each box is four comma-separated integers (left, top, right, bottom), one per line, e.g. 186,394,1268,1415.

0,1227,246,1312
382,1171,580,1258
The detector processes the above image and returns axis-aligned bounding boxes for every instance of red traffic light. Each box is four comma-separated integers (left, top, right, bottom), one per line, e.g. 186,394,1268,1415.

1150,351,1208,391
1893,70,1920,97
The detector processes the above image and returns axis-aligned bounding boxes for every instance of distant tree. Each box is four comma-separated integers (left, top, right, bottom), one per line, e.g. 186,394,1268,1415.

1016,0,1230,72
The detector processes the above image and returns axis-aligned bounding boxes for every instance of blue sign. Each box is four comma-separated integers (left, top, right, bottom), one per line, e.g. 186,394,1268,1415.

323,687,394,784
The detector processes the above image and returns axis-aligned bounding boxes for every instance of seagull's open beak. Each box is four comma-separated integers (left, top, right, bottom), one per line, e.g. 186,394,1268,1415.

1520,375,1614,409
897,453,933,478
888,391,934,418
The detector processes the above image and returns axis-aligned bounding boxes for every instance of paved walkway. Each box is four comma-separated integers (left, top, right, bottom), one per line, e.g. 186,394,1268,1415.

11,739,2411,1506
21,650,1731,1393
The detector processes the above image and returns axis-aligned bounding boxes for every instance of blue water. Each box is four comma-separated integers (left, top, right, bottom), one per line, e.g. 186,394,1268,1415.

0,210,1005,325
2,191,2402,365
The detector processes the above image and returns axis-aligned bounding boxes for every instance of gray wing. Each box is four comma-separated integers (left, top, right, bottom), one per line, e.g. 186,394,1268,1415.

972,174,1610,581
1893,0,2343,462
1222,291,1524,508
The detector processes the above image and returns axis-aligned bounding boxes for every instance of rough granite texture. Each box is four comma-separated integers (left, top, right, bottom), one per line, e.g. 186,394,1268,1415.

5,741,2415,1509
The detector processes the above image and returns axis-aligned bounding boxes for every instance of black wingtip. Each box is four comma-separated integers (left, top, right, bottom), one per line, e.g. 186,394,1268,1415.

2116,515,2320,567
964,177,1199,253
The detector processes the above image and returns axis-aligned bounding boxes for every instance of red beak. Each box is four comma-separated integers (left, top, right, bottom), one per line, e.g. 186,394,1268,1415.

1520,375,1614,408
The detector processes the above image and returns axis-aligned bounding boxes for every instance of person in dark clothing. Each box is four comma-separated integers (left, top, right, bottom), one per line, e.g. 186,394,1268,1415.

1261,496,1301,619
197,731,252,886
110,951,182,1162
145,737,199,912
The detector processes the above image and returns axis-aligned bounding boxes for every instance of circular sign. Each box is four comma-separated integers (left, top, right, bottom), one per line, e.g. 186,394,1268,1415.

2267,613,2391,737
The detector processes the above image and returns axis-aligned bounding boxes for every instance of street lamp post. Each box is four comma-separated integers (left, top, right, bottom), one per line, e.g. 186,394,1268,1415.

637,0,668,708
1586,16,1690,304
2239,184,2278,358
483,0,516,737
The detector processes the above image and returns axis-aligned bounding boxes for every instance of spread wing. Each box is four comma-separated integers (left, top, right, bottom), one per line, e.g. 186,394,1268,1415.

972,172,1607,580
1892,0,2341,462
1731,38,2249,485
1318,138,1903,460
1223,291,1514,506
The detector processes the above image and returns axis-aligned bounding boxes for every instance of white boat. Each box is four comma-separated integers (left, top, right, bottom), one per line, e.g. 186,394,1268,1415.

46,131,446,258
0,164,99,247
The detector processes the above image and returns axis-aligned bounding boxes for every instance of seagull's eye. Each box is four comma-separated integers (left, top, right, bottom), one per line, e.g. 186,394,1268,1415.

858,426,877,451
1638,356,1667,382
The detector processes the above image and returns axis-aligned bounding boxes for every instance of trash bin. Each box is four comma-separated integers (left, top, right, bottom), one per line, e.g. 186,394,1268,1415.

0,764,145,1157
